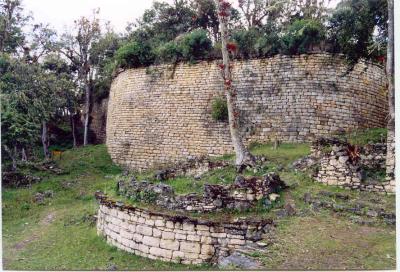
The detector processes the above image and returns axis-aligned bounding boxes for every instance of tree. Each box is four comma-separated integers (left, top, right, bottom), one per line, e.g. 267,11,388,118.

237,0,286,29
216,0,256,172
191,0,220,41
1,56,67,162
328,0,388,63
0,0,29,54
385,0,394,189
60,10,101,146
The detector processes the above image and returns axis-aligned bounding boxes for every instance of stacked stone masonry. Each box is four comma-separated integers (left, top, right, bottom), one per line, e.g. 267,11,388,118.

311,139,394,193
90,97,108,144
107,53,387,170
96,194,273,265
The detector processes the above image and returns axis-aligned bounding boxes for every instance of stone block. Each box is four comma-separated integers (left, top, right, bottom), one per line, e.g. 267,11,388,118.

160,239,180,251
162,231,175,240
143,236,160,247
149,247,172,259
180,241,201,253
137,225,153,236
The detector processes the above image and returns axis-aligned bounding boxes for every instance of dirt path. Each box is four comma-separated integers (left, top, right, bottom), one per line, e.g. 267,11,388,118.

3,211,57,267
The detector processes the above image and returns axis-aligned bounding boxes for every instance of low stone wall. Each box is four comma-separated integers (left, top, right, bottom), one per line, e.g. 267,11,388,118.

311,139,394,193
95,193,273,265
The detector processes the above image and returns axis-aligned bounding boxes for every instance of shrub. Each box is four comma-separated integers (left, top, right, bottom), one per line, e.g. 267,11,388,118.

115,41,155,69
281,19,326,54
178,29,212,61
255,32,281,57
154,40,181,63
231,28,261,59
211,96,228,122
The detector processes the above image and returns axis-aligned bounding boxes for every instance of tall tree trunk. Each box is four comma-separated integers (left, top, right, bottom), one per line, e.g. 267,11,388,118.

217,0,255,172
42,120,50,159
83,83,91,146
385,0,395,192
70,113,77,148
4,145,17,171
21,147,27,161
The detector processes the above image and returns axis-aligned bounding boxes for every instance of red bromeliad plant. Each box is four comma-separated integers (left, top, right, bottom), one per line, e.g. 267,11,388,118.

216,0,256,172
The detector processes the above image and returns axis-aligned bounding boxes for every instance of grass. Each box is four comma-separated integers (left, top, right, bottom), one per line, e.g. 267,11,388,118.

2,136,396,270
2,145,206,270
258,213,396,270
337,127,387,146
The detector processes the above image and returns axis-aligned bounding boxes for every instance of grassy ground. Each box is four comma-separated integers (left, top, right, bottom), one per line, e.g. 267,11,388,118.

2,136,396,270
2,145,206,270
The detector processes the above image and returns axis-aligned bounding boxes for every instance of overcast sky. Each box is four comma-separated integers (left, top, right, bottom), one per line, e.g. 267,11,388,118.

22,0,340,34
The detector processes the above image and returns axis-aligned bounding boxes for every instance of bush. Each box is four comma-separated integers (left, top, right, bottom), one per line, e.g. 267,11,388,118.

231,28,261,59
115,41,155,69
211,96,228,122
178,29,212,61
281,19,326,54
154,40,181,63
255,32,281,57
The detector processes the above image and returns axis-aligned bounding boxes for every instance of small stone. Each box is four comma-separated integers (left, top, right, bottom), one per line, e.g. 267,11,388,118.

303,192,312,203
366,210,378,217
269,193,280,202
284,203,297,216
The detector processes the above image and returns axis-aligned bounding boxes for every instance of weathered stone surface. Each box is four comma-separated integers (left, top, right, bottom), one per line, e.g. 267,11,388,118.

96,194,275,265
107,54,387,171
180,241,201,254
160,239,180,251
143,236,160,247
218,252,263,269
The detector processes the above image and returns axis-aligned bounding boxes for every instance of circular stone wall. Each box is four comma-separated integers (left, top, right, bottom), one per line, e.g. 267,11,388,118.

106,53,387,170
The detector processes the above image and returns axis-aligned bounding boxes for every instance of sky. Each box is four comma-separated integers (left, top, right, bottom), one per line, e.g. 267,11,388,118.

22,0,161,34
22,0,340,34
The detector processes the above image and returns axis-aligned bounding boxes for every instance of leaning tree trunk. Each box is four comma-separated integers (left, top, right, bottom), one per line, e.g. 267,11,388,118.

83,83,91,146
385,0,395,192
216,0,255,172
42,120,50,159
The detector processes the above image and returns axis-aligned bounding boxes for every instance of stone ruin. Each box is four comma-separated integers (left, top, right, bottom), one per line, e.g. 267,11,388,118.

96,156,288,266
95,192,274,265
118,173,287,213
152,156,232,181
293,137,394,193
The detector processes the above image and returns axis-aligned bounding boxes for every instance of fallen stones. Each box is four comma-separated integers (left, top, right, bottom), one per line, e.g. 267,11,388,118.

218,252,263,269
34,190,54,204
303,191,395,226
119,173,287,213
2,171,41,188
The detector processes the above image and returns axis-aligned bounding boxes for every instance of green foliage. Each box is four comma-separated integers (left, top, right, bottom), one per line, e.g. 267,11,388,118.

337,128,387,146
178,29,212,62
115,41,155,69
281,19,326,54
231,28,260,58
211,96,228,122
328,0,388,63
90,31,122,101
0,0,30,54
153,40,180,63
255,31,281,57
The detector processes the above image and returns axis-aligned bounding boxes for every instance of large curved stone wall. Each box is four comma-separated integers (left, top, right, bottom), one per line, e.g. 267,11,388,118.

107,54,387,170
